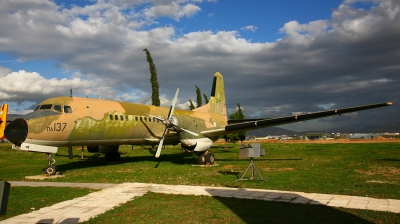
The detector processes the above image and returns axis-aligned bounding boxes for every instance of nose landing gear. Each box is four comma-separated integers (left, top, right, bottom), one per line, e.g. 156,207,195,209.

44,153,57,175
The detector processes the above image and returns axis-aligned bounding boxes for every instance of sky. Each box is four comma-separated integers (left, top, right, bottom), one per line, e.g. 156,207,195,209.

0,0,399,132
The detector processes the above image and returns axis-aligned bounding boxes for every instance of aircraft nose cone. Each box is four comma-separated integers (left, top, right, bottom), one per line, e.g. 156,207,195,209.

4,118,28,145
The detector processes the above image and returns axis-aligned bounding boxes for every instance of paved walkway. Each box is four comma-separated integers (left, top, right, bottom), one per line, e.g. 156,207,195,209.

2,181,400,223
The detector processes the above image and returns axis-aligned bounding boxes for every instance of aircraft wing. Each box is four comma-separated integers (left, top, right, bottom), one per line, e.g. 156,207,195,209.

228,118,267,123
202,102,392,137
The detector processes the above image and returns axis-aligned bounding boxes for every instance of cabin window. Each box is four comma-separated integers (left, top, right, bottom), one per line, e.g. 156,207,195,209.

148,117,151,122
110,115,113,120
64,105,73,113
34,105,40,111
53,105,62,112
135,116,138,121
126,116,129,121
144,117,147,122
115,115,118,120
120,115,124,121
140,117,142,121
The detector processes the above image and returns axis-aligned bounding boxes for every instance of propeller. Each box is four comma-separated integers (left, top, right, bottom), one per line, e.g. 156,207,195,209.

151,88,198,158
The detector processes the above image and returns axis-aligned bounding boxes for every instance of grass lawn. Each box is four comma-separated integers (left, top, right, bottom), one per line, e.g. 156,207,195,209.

0,142,399,222
1,142,398,199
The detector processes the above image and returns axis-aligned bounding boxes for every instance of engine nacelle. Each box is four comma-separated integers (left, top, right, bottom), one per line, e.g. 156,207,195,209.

180,138,213,152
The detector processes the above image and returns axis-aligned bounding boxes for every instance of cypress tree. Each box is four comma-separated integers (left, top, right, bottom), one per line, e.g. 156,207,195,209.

236,103,247,142
227,103,247,143
203,94,209,104
189,100,195,110
236,103,244,119
143,48,160,106
195,85,202,108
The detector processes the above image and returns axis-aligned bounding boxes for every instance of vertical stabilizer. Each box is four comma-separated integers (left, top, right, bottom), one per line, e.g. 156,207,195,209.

194,72,227,117
209,72,227,116
0,104,8,139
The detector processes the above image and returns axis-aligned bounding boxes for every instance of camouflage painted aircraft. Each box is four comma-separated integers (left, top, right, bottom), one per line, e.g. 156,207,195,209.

0,104,8,140
2,72,393,175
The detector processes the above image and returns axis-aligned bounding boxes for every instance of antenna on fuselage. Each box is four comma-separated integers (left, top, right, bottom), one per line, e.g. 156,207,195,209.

70,88,72,97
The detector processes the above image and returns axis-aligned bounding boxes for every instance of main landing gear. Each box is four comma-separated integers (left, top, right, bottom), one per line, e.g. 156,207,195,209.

44,153,57,175
197,151,215,165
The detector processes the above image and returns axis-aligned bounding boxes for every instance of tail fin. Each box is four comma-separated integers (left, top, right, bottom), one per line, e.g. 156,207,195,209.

194,72,227,117
0,104,8,139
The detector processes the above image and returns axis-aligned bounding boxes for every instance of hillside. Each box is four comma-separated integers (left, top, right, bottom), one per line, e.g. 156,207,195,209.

248,122,400,137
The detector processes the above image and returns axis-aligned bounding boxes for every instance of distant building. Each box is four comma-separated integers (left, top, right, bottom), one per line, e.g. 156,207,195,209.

255,135,280,140
349,133,380,139
303,133,324,140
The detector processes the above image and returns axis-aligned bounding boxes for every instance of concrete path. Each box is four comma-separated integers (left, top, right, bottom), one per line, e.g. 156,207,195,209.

2,182,400,223
7,181,116,189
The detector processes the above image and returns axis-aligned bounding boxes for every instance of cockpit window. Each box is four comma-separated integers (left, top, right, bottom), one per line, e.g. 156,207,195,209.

53,105,62,112
64,105,73,113
39,104,52,110
33,104,72,113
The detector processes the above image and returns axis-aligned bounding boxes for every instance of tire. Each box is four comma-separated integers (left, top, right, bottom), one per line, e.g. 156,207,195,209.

205,153,215,165
198,154,206,165
45,165,57,175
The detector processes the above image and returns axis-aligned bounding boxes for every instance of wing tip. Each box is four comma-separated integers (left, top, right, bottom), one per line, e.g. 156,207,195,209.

387,102,393,106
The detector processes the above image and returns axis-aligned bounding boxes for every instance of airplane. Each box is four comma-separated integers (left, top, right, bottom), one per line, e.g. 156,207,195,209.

0,104,8,140
2,72,393,175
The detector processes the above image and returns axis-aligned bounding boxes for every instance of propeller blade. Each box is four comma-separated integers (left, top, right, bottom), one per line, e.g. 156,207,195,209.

155,128,168,158
180,127,199,136
167,88,179,120
147,114,164,122
155,135,165,158
170,124,198,136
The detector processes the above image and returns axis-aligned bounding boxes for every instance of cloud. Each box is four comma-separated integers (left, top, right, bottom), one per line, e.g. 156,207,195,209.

0,0,399,130
143,2,201,21
241,25,258,32
0,69,92,102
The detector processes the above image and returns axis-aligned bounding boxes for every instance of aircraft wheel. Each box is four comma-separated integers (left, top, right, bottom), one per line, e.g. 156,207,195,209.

197,153,206,165
205,153,215,165
45,165,57,175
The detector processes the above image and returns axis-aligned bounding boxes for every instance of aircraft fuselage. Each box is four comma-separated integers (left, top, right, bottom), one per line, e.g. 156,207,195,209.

21,96,226,148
